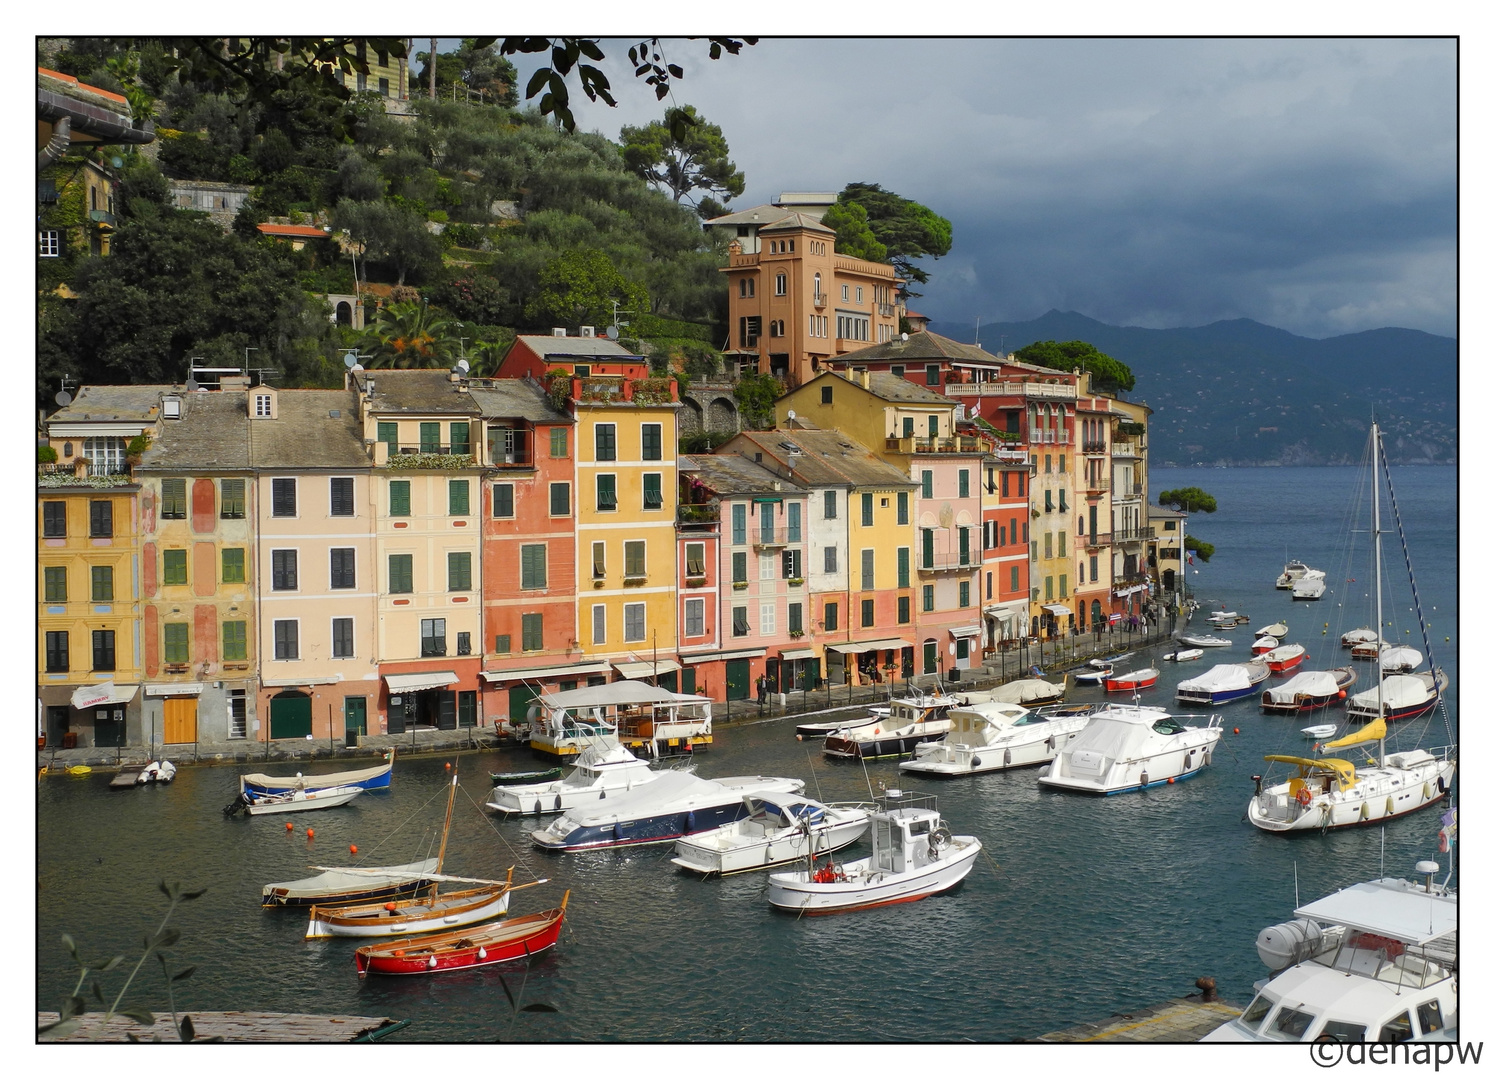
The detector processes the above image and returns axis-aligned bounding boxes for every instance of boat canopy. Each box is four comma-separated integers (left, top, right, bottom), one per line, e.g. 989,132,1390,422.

1263,670,1341,703
539,680,709,710
747,795,827,826
1263,754,1357,788
1179,664,1253,694
1377,646,1422,669
1295,879,1457,947
1064,705,1178,762
1324,717,1387,749
987,678,1064,704
1348,675,1434,713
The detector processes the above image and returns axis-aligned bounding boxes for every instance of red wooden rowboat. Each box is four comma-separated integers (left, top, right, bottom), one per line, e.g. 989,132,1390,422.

1263,644,1308,673
354,892,570,977
1104,667,1159,693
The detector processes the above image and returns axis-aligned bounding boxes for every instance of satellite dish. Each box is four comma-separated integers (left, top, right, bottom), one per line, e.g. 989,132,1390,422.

344,354,358,369
604,325,620,340
54,391,73,407
900,332,908,342
787,410,796,421
185,378,199,393
350,363,363,372
456,358,470,373
110,156,123,169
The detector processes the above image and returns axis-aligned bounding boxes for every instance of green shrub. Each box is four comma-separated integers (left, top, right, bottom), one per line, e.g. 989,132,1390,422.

37,445,58,464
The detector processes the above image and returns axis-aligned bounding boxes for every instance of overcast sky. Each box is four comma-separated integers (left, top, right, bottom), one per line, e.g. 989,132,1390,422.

489,37,1455,341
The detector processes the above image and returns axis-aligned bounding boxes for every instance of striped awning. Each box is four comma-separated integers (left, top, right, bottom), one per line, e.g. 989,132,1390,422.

948,625,983,638
1041,604,1073,616
779,647,816,660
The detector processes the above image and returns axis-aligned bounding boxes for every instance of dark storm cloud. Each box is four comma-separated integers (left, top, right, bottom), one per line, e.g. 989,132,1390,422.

537,37,1454,338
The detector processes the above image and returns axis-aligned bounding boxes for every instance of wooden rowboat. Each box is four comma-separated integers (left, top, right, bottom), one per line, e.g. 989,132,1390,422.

306,874,520,939
354,892,570,977
233,784,362,815
1104,668,1159,693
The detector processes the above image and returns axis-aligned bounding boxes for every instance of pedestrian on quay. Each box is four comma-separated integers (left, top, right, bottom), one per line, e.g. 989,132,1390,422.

756,674,767,709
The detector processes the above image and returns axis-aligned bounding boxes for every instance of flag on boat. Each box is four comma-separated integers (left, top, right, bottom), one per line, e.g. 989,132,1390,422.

1187,552,1195,565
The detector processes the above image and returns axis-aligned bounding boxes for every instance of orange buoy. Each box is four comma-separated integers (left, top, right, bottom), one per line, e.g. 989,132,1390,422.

286,822,294,831
384,902,398,912
1167,777,1176,784
306,828,314,839
1233,728,1240,735
446,762,452,770
350,844,358,854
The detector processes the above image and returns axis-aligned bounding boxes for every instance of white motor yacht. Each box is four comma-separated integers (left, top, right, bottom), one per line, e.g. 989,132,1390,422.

1038,703,1223,794
1201,862,1456,1043
670,793,871,875
1275,560,1311,589
822,693,960,760
486,744,663,816
900,702,1094,777
1292,569,1327,601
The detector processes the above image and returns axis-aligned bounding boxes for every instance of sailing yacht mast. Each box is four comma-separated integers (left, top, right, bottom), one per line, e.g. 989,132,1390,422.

1372,421,1386,764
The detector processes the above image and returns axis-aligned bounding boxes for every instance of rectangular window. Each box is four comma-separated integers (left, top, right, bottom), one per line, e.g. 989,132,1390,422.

220,478,246,519
492,482,514,518
44,566,67,603
925,364,940,387
928,415,939,437
824,546,838,574
922,584,935,612
861,598,875,627
775,272,787,296
1059,574,1068,598
419,422,441,453
457,632,472,656
329,477,355,516
330,548,355,589
448,479,470,516
897,491,909,525
163,548,188,586
958,470,970,499
824,602,839,632
92,629,116,671
378,421,398,453
550,427,568,458
732,503,747,545
760,602,776,636
898,547,910,589
389,479,411,517
91,565,113,602
522,613,544,651
824,491,837,519
448,550,473,591
520,544,547,589
624,540,646,578
686,542,705,576
550,482,570,516
271,478,297,517
222,620,247,661
160,478,187,519
270,549,297,590
89,500,113,538
623,603,645,642
898,595,910,624
861,492,873,526
789,602,803,634
987,571,993,600
46,631,69,673
861,549,875,590
597,474,617,512
760,553,775,581
421,618,447,657
222,548,246,584
272,620,298,660
450,422,471,456
39,229,60,257
595,423,617,461
330,617,354,659
921,471,933,499
732,551,748,584
922,528,935,569
960,580,971,607
388,553,413,594
592,542,607,579
1045,576,1054,601
1011,565,1020,592
959,527,971,565
787,502,802,542
1059,531,1067,558
903,416,915,438
494,634,512,654
641,423,663,461
643,472,663,510
43,501,66,537
163,622,189,663
592,604,607,645
1090,555,1099,581
685,597,705,637
732,606,749,637
782,549,801,579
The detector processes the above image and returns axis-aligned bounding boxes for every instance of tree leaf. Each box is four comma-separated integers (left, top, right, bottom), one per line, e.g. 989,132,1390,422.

525,67,550,99
61,933,78,959
180,887,207,901
38,1017,80,1038
100,955,124,972
158,880,175,899
179,1014,197,1042
668,64,683,79
120,1007,158,1026
154,928,182,949
172,965,197,983
496,973,516,1011
520,1003,559,1013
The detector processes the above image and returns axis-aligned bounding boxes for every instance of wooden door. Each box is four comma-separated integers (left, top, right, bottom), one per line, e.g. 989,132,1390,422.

270,692,312,739
162,697,198,743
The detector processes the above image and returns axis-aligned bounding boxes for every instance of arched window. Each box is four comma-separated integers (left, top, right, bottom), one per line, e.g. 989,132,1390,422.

335,301,353,326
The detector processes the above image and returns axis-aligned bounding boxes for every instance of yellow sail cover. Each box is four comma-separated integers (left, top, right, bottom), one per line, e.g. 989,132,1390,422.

1263,755,1358,788
1324,717,1387,749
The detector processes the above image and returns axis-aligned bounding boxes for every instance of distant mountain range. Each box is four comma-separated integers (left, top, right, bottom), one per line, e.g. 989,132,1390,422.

932,311,1457,466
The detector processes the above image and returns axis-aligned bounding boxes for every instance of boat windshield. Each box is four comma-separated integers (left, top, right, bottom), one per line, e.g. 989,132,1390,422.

1238,994,1273,1032
1010,712,1046,727
1265,1005,1316,1041
1151,718,1187,735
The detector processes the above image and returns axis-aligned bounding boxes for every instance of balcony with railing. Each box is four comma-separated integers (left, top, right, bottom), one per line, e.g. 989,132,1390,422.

677,502,721,526
753,526,802,549
920,551,979,572
1112,526,1156,544
38,460,134,487
386,443,479,469
813,292,827,309
485,428,532,468
1082,438,1108,454
1084,532,1112,550
1111,438,1142,459
884,435,984,455
1084,473,1111,493
944,380,1077,401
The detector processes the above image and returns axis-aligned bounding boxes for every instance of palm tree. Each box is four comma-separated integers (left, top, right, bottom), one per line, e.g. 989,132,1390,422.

363,301,459,369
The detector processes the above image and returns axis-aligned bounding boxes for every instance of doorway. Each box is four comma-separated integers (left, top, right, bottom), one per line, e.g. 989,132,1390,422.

162,697,198,743
725,659,750,701
270,691,312,739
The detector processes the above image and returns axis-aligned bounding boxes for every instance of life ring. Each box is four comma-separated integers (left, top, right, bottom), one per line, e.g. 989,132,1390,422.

1296,787,1314,808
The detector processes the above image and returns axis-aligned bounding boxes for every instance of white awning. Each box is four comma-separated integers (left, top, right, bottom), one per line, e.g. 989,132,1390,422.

826,638,912,654
948,624,983,638
779,647,816,660
262,675,345,688
481,661,611,684
48,423,149,438
1041,604,1073,616
1113,584,1149,597
145,682,204,697
384,671,459,693
678,647,766,661
70,682,138,710
613,659,682,679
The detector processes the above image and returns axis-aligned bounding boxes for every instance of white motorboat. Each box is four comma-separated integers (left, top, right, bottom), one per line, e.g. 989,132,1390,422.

1176,662,1270,705
1291,569,1327,601
1260,667,1356,714
900,702,1095,777
1073,665,1112,684
1275,560,1311,589
230,784,362,816
766,790,980,915
1038,703,1223,794
795,705,889,739
486,744,663,815
1201,861,1456,1043
529,770,805,851
670,793,871,875
1301,724,1338,740
1255,622,1288,639
1176,632,1232,648
528,680,713,759
822,693,960,760
1162,648,1204,662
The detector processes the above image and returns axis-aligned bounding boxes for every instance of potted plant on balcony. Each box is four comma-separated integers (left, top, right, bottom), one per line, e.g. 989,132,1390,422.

787,577,805,587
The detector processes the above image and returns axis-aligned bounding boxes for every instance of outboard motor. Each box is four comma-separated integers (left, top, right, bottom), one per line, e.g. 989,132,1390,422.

1256,918,1324,971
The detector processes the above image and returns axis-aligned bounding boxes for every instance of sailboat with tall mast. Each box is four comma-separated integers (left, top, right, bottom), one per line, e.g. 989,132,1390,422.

1245,421,1455,833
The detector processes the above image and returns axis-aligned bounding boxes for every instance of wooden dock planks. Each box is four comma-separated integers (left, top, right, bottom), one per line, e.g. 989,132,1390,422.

38,1011,404,1043
1034,997,1241,1042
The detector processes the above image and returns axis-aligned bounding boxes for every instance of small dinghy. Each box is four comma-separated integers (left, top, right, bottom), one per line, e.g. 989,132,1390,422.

1255,622,1288,639
1163,648,1204,662
355,894,570,976
1177,633,1232,648
1073,665,1112,684
1262,643,1308,673
225,784,363,816
1301,724,1338,740
1251,636,1280,656
1104,667,1159,693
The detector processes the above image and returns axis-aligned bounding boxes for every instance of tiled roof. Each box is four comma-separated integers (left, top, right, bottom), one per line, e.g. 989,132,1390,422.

835,330,1004,366
757,212,835,236
683,451,789,497
467,379,571,424
727,429,914,490
137,392,251,471
48,384,176,423
352,369,480,415
248,390,370,469
511,336,640,360
257,223,328,238
858,372,951,406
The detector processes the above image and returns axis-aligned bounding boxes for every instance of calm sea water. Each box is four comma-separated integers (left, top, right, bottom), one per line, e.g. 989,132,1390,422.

36,466,1458,1043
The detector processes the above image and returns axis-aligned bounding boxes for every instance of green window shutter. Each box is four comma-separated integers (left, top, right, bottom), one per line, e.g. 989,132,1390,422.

922,528,934,569
732,551,747,584
389,553,413,594
493,483,514,517
222,548,246,583
861,492,873,526
91,565,113,602
641,424,662,460
861,549,874,590
550,427,568,458
732,503,746,544
897,492,908,525
378,421,398,451
960,580,970,607
163,549,187,585
861,599,875,627
448,551,472,591
921,471,933,499
902,417,914,438
959,528,970,565
521,613,543,651
450,422,471,455
420,422,441,452
389,480,410,517
161,478,187,519
643,473,663,510
922,584,934,612
898,595,910,624
163,622,189,663
521,545,547,589
897,547,910,588
44,566,67,602
220,479,245,519
494,634,511,654
787,502,802,542
449,480,470,516
550,483,570,516
222,620,247,661
959,470,969,499
824,602,838,631
789,603,803,634
597,474,617,511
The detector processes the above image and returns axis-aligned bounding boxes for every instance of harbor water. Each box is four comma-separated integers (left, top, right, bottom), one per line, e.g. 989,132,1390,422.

36,465,1459,1042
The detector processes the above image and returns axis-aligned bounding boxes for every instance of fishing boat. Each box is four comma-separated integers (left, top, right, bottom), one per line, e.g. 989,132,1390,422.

240,750,394,796
822,693,961,760
1176,632,1232,648
1275,560,1311,589
528,681,712,759
529,770,805,852
263,859,441,908
1201,859,1456,1043
1250,636,1279,656
1247,421,1454,834
306,774,531,939
1255,622,1288,639
1291,569,1327,601
1262,643,1308,674
486,744,664,816
795,705,890,739
1260,668,1356,715
899,702,1095,777
226,784,362,816
1162,648,1204,662
1176,662,1270,705
766,790,980,915
1103,667,1159,693
1038,703,1223,794
670,793,871,875
355,893,570,977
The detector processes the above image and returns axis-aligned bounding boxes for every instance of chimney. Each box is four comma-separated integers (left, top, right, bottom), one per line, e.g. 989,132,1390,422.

220,375,251,391
860,370,871,390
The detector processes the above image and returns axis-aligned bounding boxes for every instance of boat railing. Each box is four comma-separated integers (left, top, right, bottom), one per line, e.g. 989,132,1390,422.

874,789,939,814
